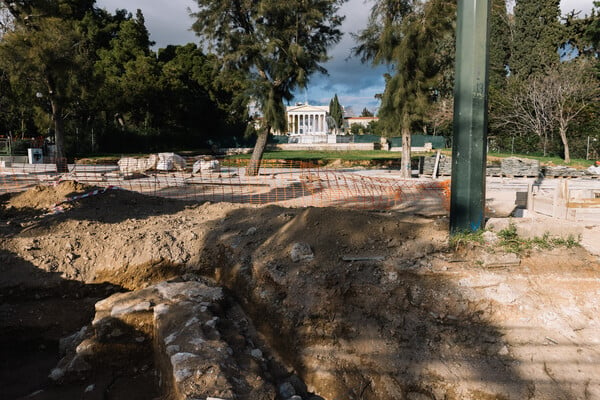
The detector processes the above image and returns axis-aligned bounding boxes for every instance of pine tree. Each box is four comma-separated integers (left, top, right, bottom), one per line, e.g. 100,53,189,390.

0,0,96,164
354,0,455,178
192,0,346,175
511,0,562,78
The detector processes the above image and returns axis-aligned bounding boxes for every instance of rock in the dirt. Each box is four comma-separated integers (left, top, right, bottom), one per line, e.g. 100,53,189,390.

288,374,308,396
118,154,158,174
49,367,66,381
250,348,263,359
157,152,186,171
59,326,89,355
193,159,220,173
290,242,314,262
279,381,296,398
481,252,521,268
483,231,500,245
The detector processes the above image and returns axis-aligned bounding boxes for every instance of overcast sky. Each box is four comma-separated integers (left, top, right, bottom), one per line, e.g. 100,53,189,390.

96,0,595,115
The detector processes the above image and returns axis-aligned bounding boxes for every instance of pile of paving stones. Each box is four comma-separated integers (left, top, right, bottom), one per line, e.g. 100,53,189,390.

500,157,540,177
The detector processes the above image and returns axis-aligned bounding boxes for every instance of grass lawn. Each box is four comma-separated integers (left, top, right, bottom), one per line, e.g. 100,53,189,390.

484,152,594,168
225,150,432,161
77,149,597,169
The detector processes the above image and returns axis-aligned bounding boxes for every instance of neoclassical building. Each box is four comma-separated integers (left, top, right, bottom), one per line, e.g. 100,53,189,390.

285,104,336,144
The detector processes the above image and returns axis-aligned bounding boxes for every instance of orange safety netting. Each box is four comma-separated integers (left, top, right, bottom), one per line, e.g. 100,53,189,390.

0,158,450,213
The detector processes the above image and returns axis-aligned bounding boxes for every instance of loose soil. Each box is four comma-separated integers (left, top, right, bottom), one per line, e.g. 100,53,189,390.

1,182,600,399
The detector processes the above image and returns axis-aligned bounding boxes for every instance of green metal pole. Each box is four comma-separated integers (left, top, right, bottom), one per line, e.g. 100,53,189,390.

450,0,491,234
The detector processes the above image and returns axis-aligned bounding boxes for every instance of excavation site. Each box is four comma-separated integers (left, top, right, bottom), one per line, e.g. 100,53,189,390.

1,181,600,400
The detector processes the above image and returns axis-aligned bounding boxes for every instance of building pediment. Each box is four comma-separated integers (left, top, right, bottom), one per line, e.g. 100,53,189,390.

287,104,329,114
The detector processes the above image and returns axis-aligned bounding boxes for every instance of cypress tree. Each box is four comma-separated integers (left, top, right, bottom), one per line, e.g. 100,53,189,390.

511,0,562,78
489,0,510,90
329,94,344,133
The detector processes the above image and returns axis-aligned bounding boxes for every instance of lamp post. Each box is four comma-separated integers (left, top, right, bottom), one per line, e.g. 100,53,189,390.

587,136,597,160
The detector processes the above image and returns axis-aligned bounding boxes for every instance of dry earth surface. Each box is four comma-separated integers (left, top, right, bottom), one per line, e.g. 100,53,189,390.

1,181,600,400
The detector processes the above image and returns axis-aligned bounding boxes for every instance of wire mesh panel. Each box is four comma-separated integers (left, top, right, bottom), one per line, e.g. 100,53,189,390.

0,158,450,213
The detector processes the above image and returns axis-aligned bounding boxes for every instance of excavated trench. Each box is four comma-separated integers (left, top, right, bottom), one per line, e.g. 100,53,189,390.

3,183,600,400
1,224,514,400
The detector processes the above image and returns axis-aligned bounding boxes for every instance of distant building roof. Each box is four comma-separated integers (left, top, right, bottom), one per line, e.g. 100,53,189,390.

286,104,329,113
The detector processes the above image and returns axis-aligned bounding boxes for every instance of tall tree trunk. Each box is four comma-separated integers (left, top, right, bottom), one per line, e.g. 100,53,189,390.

50,98,67,171
247,126,270,176
559,125,570,164
400,114,412,179
46,77,67,171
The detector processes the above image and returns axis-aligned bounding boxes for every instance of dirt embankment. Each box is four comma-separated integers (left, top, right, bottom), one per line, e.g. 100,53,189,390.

1,182,600,400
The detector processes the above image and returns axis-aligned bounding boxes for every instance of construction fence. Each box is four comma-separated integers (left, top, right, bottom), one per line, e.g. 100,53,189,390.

0,158,450,213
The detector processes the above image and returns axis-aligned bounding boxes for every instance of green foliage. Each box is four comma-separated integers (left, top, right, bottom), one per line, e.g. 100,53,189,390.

449,230,485,251
0,14,95,160
360,107,374,117
489,0,510,90
497,223,580,254
192,0,345,134
511,0,562,78
366,119,382,136
354,0,455,177
329,94,344,132
585,2,600,49
0,3,253,157
450,223,580,256
349,123,362,135
192,0,346,174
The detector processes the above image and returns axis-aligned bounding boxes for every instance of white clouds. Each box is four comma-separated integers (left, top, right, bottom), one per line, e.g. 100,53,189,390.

96,0,198,48
561,0,594,15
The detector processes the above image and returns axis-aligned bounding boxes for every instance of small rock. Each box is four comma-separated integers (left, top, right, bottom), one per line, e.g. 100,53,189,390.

498,345,510,356
483,231,500,245
288,396,303,400
290,242,314,262
85,384,95,393
279,382,296,398
49,368,65,381
75,338,95,356
482,252,521,268
110,328,124,337
245,226,258,236
250,348,263,359
288,374,308,396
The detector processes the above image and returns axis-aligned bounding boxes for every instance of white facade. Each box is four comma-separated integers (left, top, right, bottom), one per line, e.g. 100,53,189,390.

345,116,379,129
285,104,335,144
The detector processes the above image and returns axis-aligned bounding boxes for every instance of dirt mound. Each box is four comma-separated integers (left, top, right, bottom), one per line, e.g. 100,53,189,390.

4,181,90,211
